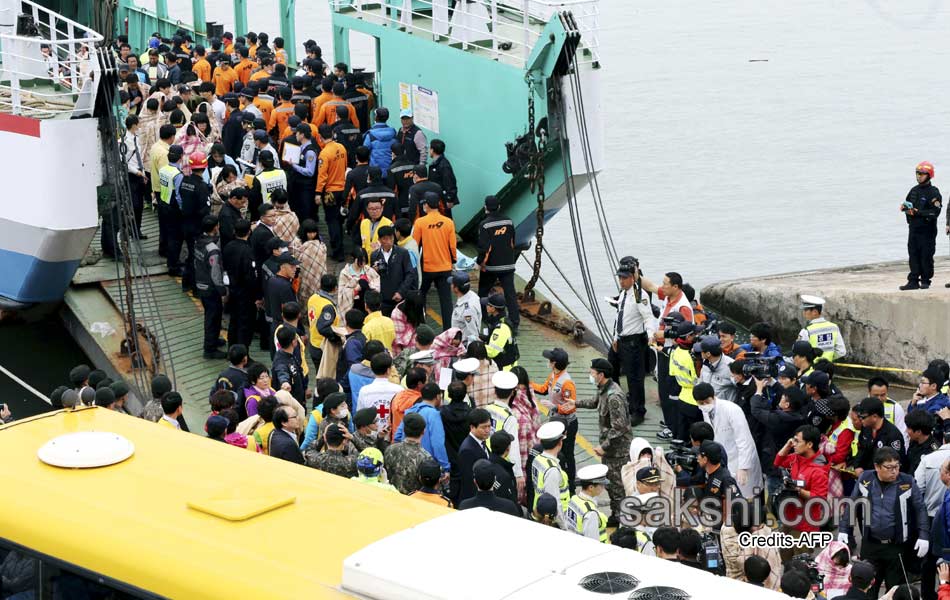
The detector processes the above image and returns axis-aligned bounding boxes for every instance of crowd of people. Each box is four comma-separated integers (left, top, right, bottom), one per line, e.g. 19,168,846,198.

41,30,950,600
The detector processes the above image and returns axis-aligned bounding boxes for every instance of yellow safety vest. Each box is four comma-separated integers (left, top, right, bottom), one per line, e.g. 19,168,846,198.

158,164,181,204
532,453,569,514
883,399,897,426
485,402,514,436
566,494,608,542
306,292,339,349
829,417,858,458
669,346,698,406
256,168,287,203
805,319,842,362
486,319,519,371
254,421,275,455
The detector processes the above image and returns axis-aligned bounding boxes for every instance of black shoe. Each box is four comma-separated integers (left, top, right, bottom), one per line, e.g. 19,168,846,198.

899,283,919,291
921,283,931,290
945,282,950,288
605,516,620,528
216,338,227,347
203,350,227,360
630,414,645,427
658,420,666,428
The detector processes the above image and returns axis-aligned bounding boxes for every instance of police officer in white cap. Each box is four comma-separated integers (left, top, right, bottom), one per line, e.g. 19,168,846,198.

796,295,847,361
487,370,524,496
452,357,481,396
532,420,569,525
407,349,437,384
566,464,609,542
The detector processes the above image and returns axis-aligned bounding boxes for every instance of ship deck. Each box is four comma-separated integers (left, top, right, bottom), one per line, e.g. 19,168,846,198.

67,208,666,510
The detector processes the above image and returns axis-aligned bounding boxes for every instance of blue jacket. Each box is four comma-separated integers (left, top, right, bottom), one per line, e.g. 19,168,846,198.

841,471,928,545
347,363,374,409
738,341,783,358
364,123,397,177
931,489,950,559
914,393,950,415
395,402,450,471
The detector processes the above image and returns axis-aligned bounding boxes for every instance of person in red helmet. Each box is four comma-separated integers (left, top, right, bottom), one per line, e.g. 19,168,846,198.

900,161,942,290
179,150,212,294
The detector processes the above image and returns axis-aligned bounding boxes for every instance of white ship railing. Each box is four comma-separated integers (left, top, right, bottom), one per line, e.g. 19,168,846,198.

0,0,102,119
332,0,600,68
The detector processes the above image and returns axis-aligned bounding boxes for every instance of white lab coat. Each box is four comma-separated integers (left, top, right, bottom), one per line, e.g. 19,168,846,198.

703,397,762,498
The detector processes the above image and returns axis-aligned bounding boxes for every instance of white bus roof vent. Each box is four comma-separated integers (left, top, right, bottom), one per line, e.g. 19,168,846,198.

628,586,691,600
38,431,135,468
578,572,640,594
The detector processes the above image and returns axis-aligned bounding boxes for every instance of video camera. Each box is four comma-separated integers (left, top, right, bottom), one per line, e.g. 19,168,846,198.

700,532,724,575
791,553,824,594
667,439,698,471
741,352,780,379
769,468,802,523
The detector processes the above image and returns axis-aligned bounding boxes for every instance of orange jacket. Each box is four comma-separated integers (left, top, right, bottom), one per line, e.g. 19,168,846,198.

412,211,457,272
249,43,258,58
315,98,358,129
268,103,295,138
389,389,422,441
212,67,237,96
192,58,212,83
250,68,270,83
310,92,334,122
253,96,275,126
317,141,347,193
234,59,255,86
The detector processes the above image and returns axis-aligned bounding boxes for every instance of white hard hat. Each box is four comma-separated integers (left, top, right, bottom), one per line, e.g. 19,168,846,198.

491,370,519,390
800,294,825,309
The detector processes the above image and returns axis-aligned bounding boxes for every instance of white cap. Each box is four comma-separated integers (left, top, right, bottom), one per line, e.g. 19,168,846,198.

452,357,480,374
576,464,609,485
538,420,566,442
491,370,519,390
800,294,825,309
409,349,435,364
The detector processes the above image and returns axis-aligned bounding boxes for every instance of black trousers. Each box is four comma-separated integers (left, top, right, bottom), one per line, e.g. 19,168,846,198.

420,270,453,329
676,401,702,443
657,350,676,430
861,538,906,599
181,222,199,289
200,292,224,353
128,173,145,234
289,180,314,222
609,333,648,418
322,193,344,259
155,194,169,257
908,228,937,286
100,203,120,258
477,269,520,332
921,551,937,600
227,291,256,349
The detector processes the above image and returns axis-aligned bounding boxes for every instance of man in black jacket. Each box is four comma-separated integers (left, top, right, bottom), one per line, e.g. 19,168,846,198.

852,396,907,475
370,226,417,316
459,459,521,517
265,253,298,337
178,153,212,293
387,142,416,218
332,104,361,167
900,161,942,290
343,146,371,208
221,95,245,159
272,326,305,405
268,406,304,464
194,215,227,359
476,195,519,333
406,164,442,222
838,560,876,600
222,219,258,348
250,203,277,273
751,380,808,500
427,139,457,217
487,430,518,506
218,188,248,249
348,166,397,235
210,344,250,407
454,408,492,506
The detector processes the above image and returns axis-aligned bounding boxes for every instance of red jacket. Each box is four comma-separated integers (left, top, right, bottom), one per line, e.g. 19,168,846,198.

774,452,830,532
940,584,950,600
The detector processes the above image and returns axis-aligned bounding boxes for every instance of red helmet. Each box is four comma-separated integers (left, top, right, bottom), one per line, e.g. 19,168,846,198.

916,161,935,179
189,151,208,170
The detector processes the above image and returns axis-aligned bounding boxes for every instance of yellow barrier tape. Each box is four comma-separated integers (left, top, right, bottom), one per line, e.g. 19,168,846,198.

834,363,921,375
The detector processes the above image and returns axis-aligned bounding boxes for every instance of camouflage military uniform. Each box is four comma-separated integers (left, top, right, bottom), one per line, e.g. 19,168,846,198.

140,399,163,422
305,447,358,479
383,439,432,495
393,347,414,378
352,430,390,453
575,379,633,517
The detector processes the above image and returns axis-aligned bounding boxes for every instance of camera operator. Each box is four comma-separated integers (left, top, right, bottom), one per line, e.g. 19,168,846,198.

694,382,762,499
697,336,737,402
851,397,907,477
674,421,728,487
774,425,830,551
752,379,808,501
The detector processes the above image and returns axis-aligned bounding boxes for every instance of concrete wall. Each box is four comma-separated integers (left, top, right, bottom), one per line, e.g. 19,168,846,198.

701,258,950,381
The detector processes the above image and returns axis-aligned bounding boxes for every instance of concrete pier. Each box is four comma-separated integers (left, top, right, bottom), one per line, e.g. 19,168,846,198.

701,258,950,380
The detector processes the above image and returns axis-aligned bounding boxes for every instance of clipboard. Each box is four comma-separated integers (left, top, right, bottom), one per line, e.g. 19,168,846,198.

282,142,301,164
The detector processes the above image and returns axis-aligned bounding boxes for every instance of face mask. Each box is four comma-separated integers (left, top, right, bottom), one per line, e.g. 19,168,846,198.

588,375,597,386
698,403,714,415
336,407,349,420
367,429,378,440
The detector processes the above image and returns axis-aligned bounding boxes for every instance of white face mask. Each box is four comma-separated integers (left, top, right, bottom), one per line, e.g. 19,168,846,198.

698,403,714,415
367,429,378,439
588,375,597,386
336,407,349,420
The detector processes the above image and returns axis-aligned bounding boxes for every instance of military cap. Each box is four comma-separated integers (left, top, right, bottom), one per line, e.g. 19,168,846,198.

353,407,377,429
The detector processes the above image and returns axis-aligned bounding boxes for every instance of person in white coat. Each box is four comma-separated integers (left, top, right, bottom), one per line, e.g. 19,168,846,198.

694,382,762,499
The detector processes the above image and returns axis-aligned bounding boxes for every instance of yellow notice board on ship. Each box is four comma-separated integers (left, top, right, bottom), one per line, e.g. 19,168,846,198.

411,84,439,133
399,82,411,112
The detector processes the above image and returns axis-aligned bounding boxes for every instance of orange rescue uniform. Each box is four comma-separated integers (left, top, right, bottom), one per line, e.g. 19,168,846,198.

314,98,358,129
310,91,334,123
234,59,255,86
192,58,212,83
412,211,457,273
212,67,238,96
317,141,347,193
253,96,275,125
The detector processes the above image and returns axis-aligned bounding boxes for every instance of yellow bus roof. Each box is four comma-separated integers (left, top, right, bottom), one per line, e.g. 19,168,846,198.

0,407,450,599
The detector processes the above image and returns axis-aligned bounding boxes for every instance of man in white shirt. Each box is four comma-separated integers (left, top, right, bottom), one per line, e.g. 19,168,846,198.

608,262,656,427
123,114,148,237
356,353,403,435
697,336,737,403
694,382,761,498
197,82,226,128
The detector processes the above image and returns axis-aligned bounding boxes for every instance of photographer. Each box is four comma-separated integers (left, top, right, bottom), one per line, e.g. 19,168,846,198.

674,421,727,487
774,425,830,540
752,380,808,501
697,336,737,402
694,382,762,499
